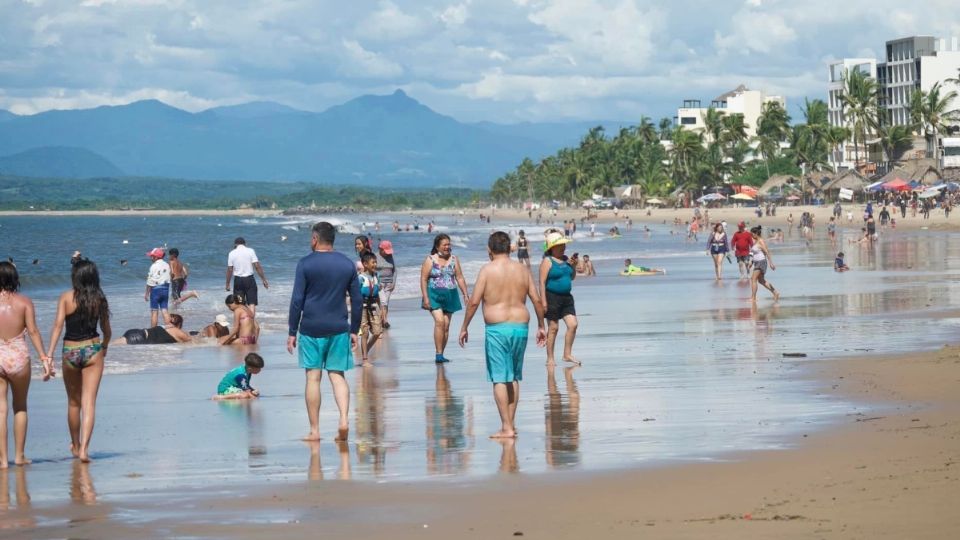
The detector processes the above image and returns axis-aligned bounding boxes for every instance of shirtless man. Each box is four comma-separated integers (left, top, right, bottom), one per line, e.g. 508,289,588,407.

459,231,546,439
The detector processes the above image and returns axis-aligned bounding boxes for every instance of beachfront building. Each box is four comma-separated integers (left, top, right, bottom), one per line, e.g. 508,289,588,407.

675,85,785,139
828,36,960,171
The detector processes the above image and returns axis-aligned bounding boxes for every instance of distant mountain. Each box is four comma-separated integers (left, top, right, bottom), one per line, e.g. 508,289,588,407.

0,92,623,187
0,146,124,178
203,101,308,119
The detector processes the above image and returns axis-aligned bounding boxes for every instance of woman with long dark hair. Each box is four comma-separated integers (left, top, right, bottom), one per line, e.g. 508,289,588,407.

47,259,111,462
706,223,729,281
419,234,468,363
0,262,53,467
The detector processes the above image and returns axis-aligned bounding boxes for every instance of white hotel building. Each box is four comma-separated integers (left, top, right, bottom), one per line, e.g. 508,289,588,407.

828,36,960,171
675,85,785,139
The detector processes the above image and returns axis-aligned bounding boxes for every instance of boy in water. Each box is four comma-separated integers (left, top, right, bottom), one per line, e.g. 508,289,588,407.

621,258,664,275
169,248,200,306
213,353,264,400
834,252,850,272
459,231,546,439
357,252,383,365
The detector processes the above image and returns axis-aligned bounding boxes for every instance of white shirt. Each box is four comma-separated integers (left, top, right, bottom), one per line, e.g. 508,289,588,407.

147,260,171,287
228,245,259,277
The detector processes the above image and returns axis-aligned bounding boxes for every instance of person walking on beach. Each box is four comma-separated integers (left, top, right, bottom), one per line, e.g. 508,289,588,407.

539,230,579,365
706,223,729,281
748,226,779,303
288,222,361,442
459,231,546,439
0,262,53,467
47,258,112,462
377,240,396,329
144,248,171,327
354,235,372,272
730,223,753,279
420,234,469,364
516,230,531,269
226,237,269,316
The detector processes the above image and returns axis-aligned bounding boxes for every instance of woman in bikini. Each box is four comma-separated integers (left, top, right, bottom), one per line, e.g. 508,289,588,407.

0,262,53,467
516,230,530,269
222,294,259,345
47,258,111,462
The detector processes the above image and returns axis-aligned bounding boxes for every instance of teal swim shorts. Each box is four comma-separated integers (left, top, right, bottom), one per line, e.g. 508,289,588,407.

428,287,462,314
298,332,353,372
219,386,244,396
484,322,529,383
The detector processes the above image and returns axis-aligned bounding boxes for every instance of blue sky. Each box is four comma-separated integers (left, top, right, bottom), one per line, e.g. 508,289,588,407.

2,0,959,123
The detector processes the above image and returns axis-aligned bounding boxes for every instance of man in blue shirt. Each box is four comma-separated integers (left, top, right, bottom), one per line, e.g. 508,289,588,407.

287,222,362,442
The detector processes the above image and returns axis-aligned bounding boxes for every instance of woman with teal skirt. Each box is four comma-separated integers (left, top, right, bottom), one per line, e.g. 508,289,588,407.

420,234,469,363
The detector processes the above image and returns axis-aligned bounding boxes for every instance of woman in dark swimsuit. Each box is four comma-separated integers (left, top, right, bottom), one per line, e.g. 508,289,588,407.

114,314,191,345
46,259,111,462
516,230,530,268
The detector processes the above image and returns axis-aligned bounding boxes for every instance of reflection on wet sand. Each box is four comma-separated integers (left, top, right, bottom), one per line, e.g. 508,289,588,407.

355,364,388,474
70,460,97,505
426,365,474,475
217,400,267,462
497,438,518,474
307,441,352,481
0,466,34,529
544,366,580,468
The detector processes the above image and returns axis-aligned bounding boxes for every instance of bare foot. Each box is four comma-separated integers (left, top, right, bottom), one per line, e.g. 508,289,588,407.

489,429,517,439
70,444,80,458
79,451,91,463
0,460,7,470
563,357,581,366
773,291,781,302
545,357,556,366
301,432,322,441
15,456,31,466
335,425,349,442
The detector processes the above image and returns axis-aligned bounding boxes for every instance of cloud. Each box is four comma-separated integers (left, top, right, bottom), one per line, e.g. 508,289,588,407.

3,0,960,123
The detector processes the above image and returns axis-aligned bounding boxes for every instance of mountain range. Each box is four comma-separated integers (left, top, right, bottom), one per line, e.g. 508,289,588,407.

0,91,626,187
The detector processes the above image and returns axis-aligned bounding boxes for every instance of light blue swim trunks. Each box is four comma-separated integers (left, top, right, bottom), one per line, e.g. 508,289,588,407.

484,322,529,383
298,332,353,372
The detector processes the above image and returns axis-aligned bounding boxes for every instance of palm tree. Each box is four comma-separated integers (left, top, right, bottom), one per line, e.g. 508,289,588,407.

909,82,959,163
824,126,851,168
839,68,880,168
877,124,914,169
670,128,704,192
658,117,674,140
637,116,659,144
701,107,725,144
755,101,791,180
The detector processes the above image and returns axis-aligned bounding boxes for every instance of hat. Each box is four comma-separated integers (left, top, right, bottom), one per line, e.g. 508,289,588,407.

234,237,246,245
146,247,165,258
215,314,229,326
544,231,572,251
379,240,394,255
737,221,746,229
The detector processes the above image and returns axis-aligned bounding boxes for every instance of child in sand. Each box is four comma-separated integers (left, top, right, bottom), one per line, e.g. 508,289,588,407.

834,252,850,272
213,353,263,400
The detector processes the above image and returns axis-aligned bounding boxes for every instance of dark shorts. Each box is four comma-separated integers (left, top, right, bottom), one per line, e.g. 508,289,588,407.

149,284,169,310
171,278,186,300
545,291,576,321
710,246,727,255
517,248,529,260
233,275,258,306
736,255,751,264
123,328,148,344
753,259,768,276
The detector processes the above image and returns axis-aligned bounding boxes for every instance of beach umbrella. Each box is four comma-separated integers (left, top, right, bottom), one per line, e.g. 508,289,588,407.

731,193,754,200
882,178,910,191
646,198,664,205
919,190,940,199
697,193,726,202
739,186,759,197
786,195,801,201
866,181,884,192
581,199,596,208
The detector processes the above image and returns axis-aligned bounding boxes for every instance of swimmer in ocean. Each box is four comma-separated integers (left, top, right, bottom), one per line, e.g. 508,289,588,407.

620,258,665,275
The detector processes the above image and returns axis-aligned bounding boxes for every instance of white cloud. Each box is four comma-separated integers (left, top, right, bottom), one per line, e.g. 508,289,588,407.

340,40,404,79
357,1,426,41
715,10,797,54
438,2,470,26
0,87,218,115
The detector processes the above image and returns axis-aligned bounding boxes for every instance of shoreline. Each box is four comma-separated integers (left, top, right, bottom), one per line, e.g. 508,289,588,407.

10,342,959,538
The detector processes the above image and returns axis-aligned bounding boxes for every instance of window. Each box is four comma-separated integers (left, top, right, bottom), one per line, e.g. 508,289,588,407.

944,146,960,157
680,117,697,125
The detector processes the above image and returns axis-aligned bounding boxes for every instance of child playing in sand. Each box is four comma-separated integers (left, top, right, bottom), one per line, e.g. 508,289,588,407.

834,252,850,272
620,258,665,276
213,353,263,400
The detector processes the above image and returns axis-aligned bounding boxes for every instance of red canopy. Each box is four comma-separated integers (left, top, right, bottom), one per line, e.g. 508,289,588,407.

882,178,911,191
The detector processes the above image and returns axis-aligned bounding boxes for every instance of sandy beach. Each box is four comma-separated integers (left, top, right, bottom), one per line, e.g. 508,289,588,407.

9,344,957,539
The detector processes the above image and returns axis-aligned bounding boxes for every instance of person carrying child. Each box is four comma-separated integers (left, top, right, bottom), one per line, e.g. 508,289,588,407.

213,353,263,400
358,252,383,365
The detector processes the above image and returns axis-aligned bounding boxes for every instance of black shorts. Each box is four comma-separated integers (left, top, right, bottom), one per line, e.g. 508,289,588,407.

233,275,258,306
710,246,727,255
171,278,186,300
545,291,576,321
753,259,768,275
517,248,529,260
736,255,751,264
123,328,148,345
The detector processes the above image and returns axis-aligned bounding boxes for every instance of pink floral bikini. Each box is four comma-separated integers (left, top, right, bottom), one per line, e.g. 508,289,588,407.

0,330,30,377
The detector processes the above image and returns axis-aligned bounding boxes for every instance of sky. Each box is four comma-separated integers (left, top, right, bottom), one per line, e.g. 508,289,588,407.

2,0,960,123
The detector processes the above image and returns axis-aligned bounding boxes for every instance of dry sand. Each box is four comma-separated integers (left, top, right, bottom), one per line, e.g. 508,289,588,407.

16,345,959,539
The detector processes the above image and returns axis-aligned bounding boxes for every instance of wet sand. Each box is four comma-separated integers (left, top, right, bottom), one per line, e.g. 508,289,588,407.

7,344,957,539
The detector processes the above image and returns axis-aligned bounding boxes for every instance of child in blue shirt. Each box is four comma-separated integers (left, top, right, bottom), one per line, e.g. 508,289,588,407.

357,252,383,365
834,252,850,272
213,353,264,400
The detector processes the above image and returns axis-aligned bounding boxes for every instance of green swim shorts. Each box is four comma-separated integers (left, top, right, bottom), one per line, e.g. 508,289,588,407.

428,287,462,314
298,332,353,372
484,322,529,383
219,386,245,396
